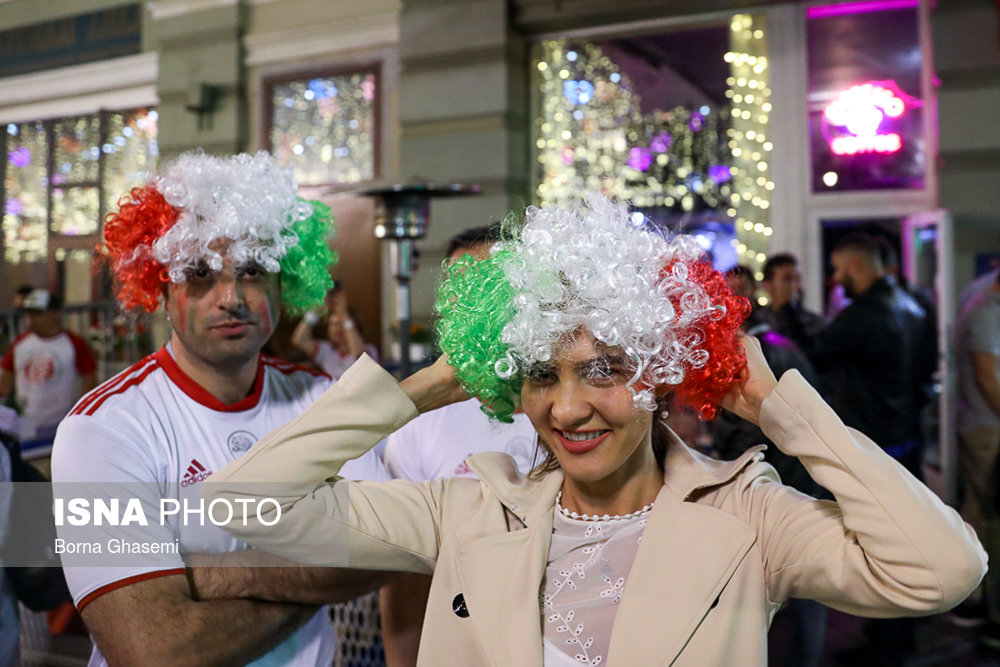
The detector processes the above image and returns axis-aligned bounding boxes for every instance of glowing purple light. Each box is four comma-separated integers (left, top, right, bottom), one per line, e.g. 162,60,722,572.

708,165,731,184
807,0,918,19
8,147,30,168
650,133,671,153
628,147,653,172
5,198,24,216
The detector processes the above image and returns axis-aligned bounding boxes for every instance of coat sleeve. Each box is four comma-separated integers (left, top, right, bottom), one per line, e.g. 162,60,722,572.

203,355,464,574
747,370,986,617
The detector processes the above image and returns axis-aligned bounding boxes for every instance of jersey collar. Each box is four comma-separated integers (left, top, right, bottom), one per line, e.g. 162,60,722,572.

154,346,265,412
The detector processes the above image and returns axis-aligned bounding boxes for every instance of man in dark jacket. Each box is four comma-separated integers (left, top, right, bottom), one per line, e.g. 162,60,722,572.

789,233,928,479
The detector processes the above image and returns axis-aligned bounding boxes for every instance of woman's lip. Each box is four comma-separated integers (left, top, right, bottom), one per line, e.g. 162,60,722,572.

555,430,610,455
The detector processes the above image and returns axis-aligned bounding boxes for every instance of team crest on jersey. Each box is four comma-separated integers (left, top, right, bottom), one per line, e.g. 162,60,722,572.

227,430,257,456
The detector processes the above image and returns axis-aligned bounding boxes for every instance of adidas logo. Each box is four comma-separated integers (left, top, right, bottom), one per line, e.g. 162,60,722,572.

180,459,213,487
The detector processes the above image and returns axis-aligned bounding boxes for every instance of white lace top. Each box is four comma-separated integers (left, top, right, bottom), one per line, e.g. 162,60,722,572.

542,498,651,666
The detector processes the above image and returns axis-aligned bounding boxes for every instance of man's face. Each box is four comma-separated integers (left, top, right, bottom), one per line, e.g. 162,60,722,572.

763,264,801,308
725,273,755,302
830,250,858,298
164,252,281,370
25,310,60,336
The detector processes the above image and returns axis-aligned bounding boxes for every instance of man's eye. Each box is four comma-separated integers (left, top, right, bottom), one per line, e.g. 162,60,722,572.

187,266,213,281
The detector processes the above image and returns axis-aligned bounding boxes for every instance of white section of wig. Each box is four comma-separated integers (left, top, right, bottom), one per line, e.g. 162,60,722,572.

150,151,309,282
497,193,720,411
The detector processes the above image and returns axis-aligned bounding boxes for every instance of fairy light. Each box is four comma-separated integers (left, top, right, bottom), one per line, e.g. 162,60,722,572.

532,39,733,211
729,13,771,274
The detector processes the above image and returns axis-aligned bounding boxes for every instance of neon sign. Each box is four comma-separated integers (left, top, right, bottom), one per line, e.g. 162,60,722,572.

823,80,914,156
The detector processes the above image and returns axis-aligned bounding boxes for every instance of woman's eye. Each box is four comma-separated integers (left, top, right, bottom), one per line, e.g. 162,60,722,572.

584,363,626,385
524,366,557,386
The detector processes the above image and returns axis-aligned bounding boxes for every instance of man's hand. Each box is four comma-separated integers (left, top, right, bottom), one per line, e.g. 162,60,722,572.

719,334,778,426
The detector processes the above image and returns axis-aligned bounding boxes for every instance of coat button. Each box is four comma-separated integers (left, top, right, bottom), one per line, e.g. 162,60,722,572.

452,593,469,618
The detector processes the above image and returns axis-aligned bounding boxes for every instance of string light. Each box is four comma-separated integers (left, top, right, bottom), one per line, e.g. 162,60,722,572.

729,13,771,274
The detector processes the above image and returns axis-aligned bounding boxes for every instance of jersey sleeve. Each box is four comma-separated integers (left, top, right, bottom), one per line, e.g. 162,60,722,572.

51,415,186,610
968,303,1000,357
0,344,14,372
66,331,98,374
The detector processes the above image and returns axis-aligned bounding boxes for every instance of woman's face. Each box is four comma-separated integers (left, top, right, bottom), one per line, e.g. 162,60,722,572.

519,331,655,489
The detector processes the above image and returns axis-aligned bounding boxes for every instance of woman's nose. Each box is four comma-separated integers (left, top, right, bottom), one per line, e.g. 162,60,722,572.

550,382,592,428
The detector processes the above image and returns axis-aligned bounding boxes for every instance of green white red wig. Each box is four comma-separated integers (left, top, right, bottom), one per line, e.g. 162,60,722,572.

101,151,335,314
435,194,749,422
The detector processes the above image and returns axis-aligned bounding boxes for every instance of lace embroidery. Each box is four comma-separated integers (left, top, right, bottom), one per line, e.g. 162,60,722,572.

543,505,649,665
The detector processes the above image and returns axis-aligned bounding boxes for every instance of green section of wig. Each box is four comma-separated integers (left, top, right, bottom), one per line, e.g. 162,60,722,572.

435,247,520,422
278,198,337,314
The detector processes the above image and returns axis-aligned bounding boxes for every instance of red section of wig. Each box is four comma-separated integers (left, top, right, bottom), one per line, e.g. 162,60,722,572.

100,185,179,313
667,260,751,420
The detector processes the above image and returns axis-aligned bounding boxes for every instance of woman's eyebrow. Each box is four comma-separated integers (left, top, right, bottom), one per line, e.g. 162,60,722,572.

575,354,626,372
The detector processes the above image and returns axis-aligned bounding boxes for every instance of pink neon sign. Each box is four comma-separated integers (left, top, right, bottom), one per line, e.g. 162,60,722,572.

822,80,914,156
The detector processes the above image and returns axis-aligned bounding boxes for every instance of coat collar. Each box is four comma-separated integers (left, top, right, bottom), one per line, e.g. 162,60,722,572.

467,428,766,519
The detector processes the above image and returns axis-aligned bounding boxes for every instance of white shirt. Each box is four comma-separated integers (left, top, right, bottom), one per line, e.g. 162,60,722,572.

52,346,389,667
383,398,538,481
1,330,96,443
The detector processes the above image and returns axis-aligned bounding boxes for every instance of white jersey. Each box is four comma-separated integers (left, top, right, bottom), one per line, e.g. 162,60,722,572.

383,398,538,482
52,346,388,667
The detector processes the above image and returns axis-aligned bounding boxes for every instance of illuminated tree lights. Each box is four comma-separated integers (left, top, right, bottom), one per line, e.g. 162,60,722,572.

727,14,772,278
533,40,733,212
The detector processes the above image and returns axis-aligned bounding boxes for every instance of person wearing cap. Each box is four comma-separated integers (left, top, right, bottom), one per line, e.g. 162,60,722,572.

50,151,391,667
206,195,984,666
0,289,97,451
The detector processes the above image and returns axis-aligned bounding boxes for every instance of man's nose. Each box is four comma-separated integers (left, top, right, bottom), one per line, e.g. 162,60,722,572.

214,273,247,310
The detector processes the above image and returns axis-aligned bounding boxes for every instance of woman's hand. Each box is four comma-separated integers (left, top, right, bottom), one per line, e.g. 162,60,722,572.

399,354,469,414
718,334,778,426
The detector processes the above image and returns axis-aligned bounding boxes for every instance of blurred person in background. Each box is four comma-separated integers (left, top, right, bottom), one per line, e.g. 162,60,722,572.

0,290,96,452
720,266,826,667
291,284,378,381
953,271,1000,645
760,253,826,341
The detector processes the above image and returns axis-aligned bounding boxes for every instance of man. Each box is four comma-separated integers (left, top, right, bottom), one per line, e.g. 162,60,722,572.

0,289,97,453
793,234,926,475
955,272,1000,645
792,234,928,664
380,223,537,667
760,253,826,340
51,152,389,666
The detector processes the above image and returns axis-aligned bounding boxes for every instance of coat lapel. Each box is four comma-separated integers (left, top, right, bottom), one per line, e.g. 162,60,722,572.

454,511,553,667
606,485,756,666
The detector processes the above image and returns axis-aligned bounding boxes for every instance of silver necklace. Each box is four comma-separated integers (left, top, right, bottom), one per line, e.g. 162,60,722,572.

555,491,654,522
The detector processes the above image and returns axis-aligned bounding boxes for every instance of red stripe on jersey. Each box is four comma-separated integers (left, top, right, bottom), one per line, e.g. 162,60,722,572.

76,568,187,612
192,460,206,472
154,348,266,412
261,355,329,379
69,355,159,416
81,361,161,416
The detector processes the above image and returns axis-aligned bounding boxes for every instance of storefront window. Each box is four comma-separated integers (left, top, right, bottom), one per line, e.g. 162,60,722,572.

532,36,732,213
2,108,158,265
807,1,924,192
269,70,378,187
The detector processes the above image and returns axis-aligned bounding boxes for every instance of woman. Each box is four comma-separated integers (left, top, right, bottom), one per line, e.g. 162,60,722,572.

290,284,378,380
206,195,985,666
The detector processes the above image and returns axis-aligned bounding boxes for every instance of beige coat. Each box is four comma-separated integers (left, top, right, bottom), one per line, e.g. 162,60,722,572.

206,356,986,666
